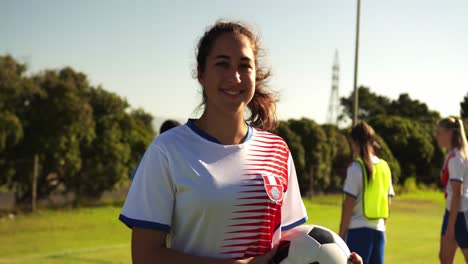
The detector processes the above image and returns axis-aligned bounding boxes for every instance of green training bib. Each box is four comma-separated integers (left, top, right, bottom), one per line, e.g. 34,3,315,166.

355,157,391,220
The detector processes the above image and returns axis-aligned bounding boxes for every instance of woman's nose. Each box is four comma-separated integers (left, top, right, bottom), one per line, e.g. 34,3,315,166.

227,69,241,84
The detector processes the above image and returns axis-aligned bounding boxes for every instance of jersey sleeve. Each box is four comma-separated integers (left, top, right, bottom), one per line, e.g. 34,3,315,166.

448,154,464,182
343,162,363,199
119,142,175,232
281,153,308,231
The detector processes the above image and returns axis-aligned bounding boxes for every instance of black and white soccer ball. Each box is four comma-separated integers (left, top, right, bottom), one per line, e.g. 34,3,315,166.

272,224,352,264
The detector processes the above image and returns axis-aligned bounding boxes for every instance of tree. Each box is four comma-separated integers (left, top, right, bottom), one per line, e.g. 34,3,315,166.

341,87,440,123
0,55,43,193
0,112,23,187
389,93,440,123
321,125,351,191
461,93,468,118
0,112,23,153
0,55,41,114
287,118,329,195
15,67,96,202
464,119,468,136
125,109,156,168
369,115,434,183
340,86,392,121
77,87,150,200
75,87,156,200
1,55,156,204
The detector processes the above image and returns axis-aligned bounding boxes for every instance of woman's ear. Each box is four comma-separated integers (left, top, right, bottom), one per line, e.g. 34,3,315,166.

197,66,204,85
447,129,454,141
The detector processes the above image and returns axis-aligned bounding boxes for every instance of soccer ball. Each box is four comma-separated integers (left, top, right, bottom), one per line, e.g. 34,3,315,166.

272,224,352,264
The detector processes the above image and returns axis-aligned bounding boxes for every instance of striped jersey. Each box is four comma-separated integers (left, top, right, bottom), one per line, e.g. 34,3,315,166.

119,119,308,259
441,149,468,212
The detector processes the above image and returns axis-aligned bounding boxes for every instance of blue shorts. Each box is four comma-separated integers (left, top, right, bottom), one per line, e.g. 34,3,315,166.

346,227,385,264
441,209,468,249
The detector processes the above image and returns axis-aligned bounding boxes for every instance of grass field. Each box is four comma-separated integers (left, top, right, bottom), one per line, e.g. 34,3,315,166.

0,191,465,263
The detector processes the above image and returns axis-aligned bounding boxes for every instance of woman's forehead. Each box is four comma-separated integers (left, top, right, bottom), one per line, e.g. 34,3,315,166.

209,33,255,59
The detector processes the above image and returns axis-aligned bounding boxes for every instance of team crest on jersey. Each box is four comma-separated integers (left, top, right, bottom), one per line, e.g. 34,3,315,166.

262,173,284,203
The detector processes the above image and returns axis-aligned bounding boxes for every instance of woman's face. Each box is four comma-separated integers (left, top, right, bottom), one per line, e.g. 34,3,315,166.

435,126,452,149
198,32,256,116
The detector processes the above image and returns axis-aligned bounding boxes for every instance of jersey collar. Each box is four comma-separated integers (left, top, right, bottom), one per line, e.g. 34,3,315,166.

186,119,253,145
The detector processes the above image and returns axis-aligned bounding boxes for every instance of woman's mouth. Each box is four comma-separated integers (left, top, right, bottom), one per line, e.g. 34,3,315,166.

222,89,242,96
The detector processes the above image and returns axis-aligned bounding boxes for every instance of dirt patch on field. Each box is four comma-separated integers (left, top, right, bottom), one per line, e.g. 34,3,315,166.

393,199,442,213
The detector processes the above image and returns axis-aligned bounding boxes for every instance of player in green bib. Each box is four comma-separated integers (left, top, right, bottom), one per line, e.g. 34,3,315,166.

339,121,394,264
355,157,391,220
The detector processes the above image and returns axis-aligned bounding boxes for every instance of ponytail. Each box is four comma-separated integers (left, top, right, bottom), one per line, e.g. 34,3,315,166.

456,118,468,161
360,142,374,180
350,121,378,182
438,117,468,161
247,83,278,131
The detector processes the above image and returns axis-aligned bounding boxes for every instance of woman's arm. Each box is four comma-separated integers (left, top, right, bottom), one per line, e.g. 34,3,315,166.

132,228,275,264
339,195,355,239
444,181,462,241
384,197,392,225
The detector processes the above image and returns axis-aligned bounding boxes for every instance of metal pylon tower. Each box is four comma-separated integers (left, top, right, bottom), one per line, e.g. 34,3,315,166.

326,50,340,125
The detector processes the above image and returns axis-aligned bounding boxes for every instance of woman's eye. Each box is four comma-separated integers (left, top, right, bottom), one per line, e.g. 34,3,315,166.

215,61,229,67
240,64,252,70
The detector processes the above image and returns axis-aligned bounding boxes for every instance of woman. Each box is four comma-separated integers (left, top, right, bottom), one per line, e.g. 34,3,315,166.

436,117,468,264
339,121,394,264
119,20,362,264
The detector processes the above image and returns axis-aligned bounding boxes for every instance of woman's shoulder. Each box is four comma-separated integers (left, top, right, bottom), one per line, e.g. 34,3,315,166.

151,124,190,148
450,150,468,167
347,160,362,175
252,128,288,145
371,155,380,163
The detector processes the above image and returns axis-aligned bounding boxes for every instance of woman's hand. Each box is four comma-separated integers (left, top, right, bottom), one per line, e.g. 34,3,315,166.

238,248,276,264
349,252,363,264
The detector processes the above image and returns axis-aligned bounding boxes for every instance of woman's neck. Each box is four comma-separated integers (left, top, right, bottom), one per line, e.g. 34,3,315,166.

195,109,248,145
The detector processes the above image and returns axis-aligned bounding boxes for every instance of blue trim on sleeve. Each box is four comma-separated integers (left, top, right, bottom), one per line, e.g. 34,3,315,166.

343,191,358,199
274,222,281,232
119,214,171,232
281,216,308,231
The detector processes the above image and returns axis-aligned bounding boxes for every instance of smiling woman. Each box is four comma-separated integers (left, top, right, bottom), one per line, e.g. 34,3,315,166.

194,21,277,137
118,20,360,264
195,32,258,142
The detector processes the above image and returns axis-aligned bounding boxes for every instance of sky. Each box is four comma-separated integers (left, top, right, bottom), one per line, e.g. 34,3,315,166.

1,0,467,125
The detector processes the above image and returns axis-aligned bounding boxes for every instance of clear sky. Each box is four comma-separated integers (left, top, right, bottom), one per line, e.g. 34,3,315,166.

2,0,467,124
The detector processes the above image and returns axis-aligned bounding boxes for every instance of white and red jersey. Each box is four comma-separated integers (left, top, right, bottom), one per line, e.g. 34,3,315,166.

442,149,468,212
441,149,457,197
119,119,308,259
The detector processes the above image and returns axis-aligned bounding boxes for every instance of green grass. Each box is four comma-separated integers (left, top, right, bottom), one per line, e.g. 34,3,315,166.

0,206,130,264
0,192,465,263
305,192,465,263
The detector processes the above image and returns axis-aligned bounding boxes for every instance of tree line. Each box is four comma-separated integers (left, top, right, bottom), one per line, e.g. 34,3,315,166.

1,54,468,202
275,87,468,195
0,55,155,204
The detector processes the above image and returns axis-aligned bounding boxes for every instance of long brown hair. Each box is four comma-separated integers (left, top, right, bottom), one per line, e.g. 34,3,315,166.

194,20,278,131
438,117,468,161
350,121,380,180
